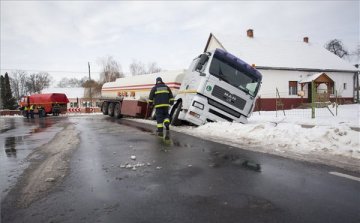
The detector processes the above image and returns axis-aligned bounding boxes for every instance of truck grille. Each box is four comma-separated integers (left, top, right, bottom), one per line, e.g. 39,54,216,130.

208,98,241,118
211,85,246,110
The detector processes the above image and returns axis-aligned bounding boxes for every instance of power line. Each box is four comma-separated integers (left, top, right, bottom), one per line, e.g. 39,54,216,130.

0,68,99,74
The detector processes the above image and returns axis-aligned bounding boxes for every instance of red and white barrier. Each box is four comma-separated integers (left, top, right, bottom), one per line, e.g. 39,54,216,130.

68,108,81,113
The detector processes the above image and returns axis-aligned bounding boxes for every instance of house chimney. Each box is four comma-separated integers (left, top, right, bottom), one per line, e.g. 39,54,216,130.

303,37,309,43
247,29,254,38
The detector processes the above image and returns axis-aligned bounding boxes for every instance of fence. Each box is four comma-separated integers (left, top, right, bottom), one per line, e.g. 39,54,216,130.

252,83,349,118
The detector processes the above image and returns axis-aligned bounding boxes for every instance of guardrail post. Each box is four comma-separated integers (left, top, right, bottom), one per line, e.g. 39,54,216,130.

311,80,315,119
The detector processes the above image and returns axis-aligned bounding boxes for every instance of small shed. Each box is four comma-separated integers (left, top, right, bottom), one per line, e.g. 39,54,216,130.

300,73,334,102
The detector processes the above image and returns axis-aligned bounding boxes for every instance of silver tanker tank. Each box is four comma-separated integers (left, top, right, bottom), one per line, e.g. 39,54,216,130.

101,69,186,101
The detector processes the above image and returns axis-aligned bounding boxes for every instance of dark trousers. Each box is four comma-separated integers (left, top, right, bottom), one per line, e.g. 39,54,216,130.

156,107,170,131
30,110,34,119
26,111,29,119
38,110,42,118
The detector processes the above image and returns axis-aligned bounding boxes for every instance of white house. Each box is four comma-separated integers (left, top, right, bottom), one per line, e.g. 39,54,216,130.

204,30,359,110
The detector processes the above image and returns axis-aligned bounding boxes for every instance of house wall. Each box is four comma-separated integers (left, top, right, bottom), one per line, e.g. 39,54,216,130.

257,69,354,99
253,69,354,111
67,98,101,109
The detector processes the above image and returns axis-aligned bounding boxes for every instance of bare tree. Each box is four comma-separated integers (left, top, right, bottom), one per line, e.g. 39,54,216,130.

147,62,162,74
325,39,349,59
36,72,53,93
9,70,27,101
353,44,360,61
98,56,124,84
79,76,88,87
25,73,37,94
129,60,163,76
129,59,146,76
57,77,87,87
25,72,52,94
57,78,70,88
83,79,102,98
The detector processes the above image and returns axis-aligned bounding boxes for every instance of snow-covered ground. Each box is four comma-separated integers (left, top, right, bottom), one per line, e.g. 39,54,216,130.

128,104,360,172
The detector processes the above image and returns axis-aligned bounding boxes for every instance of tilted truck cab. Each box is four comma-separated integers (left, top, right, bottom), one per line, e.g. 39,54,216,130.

172,49,262,125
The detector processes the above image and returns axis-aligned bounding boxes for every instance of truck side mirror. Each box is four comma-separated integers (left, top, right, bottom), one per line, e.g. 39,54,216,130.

195,63,203,71
195,54,209,72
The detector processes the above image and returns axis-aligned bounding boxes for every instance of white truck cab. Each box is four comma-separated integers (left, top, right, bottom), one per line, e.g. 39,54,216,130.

171,48,262,125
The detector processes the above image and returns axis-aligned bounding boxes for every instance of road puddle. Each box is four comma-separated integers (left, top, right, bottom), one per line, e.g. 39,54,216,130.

209,151,261,171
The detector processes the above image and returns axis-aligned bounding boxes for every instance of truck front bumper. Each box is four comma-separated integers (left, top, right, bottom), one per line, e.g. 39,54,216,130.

179,94,248,125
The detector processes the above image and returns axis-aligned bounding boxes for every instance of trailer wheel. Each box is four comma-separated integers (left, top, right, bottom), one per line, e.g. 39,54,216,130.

114,103,123,119
102,102,108,115
108,103,115,117
171,102,182,126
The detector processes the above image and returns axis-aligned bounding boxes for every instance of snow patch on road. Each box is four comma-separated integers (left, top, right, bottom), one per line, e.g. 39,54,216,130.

13,123,80,208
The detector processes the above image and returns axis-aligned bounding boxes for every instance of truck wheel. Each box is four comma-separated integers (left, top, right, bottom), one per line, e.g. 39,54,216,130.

171,102,182,126
114,103,122,119
108,103,115,117
102,102,109,115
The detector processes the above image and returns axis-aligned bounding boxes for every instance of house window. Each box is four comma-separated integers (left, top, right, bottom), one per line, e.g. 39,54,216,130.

289,81,298,95
343,83,347,90
330,82,335,94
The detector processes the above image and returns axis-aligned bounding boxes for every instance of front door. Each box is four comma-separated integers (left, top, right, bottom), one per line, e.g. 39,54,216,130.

307,83,312,103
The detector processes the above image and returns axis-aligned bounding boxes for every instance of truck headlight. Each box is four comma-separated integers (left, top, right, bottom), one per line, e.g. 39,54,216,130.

192,101,204,110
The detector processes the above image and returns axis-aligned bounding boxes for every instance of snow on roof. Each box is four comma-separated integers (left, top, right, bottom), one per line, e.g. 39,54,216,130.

41,87,85,99
299,72,333,83
209,33,358,72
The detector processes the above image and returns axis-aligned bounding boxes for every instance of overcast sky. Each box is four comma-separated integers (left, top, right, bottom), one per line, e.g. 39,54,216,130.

1,1,359,84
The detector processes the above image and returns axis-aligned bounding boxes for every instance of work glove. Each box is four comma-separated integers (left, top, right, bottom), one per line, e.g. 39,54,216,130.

149,102,153,107
170,100,174,105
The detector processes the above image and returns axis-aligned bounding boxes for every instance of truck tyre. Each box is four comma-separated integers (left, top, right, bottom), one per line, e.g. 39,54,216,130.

171,102,182,126
114,103,123,119
102,102,109,115
108,103,115,117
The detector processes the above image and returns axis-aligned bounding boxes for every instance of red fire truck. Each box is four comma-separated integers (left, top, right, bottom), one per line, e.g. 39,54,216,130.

19,93,69,117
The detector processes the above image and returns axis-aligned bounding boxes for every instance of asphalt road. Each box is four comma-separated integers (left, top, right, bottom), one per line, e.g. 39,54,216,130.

1,115,359,223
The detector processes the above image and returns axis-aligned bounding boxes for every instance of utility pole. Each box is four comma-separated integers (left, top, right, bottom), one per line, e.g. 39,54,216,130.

88,62,92,112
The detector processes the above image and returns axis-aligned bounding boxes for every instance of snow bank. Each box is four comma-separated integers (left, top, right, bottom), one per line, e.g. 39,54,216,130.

187,121,359,159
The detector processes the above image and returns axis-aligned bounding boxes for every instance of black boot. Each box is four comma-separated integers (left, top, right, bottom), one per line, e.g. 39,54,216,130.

164,122,170,131
156,127,163,134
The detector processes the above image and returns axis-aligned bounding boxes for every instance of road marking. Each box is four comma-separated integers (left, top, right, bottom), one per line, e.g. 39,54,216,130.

329,172,360,182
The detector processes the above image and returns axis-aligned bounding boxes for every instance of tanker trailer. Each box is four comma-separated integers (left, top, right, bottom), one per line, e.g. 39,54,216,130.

100,70,186,119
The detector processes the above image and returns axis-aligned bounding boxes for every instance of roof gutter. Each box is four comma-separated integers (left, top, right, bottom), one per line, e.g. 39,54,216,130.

255,66,358,73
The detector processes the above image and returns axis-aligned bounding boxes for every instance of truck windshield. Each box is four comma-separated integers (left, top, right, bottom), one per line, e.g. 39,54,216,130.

209,54,260,97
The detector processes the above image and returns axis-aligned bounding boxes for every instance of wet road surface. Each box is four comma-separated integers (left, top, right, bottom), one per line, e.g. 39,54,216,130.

0,117,64,200
1,115,359,223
